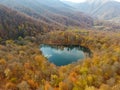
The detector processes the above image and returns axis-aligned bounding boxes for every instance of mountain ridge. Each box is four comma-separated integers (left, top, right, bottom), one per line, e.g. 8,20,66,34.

63,0,120,22
0,0,93,28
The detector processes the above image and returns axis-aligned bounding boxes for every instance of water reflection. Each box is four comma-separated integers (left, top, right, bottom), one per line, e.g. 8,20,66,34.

40,44,91,66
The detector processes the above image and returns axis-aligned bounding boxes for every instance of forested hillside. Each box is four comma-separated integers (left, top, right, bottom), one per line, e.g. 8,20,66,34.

0,5,65,40
0,0,93,28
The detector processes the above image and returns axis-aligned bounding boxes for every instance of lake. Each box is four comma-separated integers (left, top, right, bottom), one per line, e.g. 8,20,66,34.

40,44,91,66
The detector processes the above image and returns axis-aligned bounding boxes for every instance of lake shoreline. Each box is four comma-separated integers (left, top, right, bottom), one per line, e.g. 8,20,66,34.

40,44,91,66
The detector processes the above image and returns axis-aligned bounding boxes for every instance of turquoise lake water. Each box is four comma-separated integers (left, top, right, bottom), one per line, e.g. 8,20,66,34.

40,44,90,66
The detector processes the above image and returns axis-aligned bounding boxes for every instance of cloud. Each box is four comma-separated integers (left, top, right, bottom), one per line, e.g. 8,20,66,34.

61,0,120,3
61,0,86,3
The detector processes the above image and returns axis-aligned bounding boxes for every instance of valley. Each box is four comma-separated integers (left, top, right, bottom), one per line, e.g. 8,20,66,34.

0,0,120,90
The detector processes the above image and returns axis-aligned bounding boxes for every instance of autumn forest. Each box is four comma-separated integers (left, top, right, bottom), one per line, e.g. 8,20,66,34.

0,0,120,90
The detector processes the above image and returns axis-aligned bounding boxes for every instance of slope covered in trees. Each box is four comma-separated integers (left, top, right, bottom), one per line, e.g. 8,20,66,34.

0,5,65,40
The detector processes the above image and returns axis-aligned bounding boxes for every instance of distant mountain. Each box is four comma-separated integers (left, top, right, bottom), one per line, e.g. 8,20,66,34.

63,0,120,22
0,5,64,40
0,0,93,28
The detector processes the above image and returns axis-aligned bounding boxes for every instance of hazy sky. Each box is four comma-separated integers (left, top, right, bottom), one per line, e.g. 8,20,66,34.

62,0,85,3
62,0,120,3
